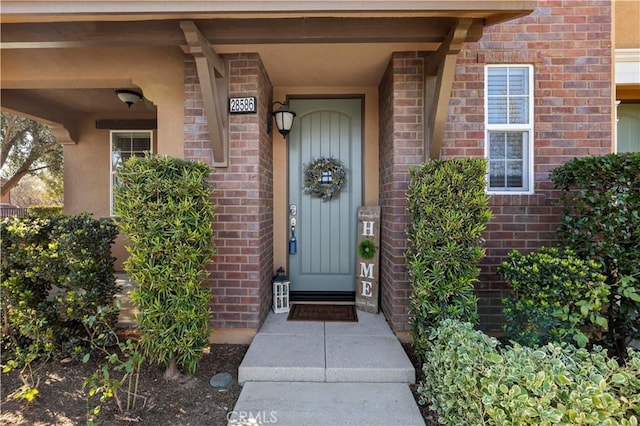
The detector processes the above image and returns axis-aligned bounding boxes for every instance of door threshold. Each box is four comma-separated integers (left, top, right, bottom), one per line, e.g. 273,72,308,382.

290,291,355,303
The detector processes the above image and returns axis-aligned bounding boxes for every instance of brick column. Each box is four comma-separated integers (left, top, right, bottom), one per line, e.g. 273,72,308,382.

378,52,425,332
184,53,274,330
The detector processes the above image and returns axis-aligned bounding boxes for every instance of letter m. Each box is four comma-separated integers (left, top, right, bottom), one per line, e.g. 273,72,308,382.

359,262,374,279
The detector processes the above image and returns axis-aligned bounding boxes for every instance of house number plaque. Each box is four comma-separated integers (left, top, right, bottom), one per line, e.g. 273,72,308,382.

228,96,257,114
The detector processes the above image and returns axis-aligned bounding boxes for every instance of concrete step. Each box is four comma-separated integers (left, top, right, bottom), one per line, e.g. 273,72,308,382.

228,381,425,426
237,311,415,384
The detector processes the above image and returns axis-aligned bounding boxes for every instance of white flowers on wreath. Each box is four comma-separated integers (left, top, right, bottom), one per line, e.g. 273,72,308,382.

303,157,348,202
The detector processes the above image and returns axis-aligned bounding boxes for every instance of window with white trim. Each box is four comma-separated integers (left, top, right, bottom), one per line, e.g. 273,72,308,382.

485,65,534,194
110,131,152,215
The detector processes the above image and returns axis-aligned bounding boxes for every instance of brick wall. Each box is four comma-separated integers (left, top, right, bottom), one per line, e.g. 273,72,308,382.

184,53,274,330
443,0,613,333
379,52,425,332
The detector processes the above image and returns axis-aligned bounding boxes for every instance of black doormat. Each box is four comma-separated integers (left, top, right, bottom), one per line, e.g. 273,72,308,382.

287,304,358,322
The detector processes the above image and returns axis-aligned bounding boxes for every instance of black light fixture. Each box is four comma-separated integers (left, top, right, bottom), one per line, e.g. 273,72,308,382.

268,101,296,137
115,89,143,108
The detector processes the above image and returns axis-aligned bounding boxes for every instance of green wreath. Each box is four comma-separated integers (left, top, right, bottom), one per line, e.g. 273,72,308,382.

303,157,347,202
358,239,376,260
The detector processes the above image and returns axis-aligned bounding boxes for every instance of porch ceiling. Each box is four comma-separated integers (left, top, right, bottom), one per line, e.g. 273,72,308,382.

1,4,535,115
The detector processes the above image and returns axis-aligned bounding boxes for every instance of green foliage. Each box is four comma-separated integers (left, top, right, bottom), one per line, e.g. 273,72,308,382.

550,153,640,353
1,213,119,362
2,351,46,403
406,159,492,358
419,320,640,425
82,303,144,422
499,247,610,348
27,205,63,218
358,239,376,260
1,112,63,198
114,155,215,376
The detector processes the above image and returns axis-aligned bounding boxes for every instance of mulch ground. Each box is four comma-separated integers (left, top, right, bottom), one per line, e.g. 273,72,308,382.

2,332,438,425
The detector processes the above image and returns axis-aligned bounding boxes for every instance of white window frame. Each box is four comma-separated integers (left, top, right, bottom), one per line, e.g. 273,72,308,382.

109,130,153,215
484,64,535,195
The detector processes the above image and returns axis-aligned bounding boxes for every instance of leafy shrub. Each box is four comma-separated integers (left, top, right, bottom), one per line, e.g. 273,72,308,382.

499,247,610,348
550,153,640,354
406,159,492,358
1,213,119,361
419,320,640,425
114,155,215,378
27,205,63,218
82,303,144,423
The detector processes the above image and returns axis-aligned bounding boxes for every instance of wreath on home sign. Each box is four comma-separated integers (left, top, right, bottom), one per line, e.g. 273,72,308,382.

303,157,347,202
358,239,377,260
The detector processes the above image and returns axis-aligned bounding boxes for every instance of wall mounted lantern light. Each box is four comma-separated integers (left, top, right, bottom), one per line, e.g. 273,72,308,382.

115,89,143,108
268,101,296,137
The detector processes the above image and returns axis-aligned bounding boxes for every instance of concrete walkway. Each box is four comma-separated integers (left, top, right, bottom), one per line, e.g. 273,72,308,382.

230,310,425,426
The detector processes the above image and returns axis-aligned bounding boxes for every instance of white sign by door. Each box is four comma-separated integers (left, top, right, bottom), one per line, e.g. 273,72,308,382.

355,206,380,313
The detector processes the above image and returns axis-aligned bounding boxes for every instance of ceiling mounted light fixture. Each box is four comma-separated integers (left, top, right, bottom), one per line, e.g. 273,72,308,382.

115,89,143,108
268,101,296,138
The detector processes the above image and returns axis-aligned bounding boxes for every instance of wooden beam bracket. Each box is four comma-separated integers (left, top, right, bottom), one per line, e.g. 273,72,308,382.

180,20,229,167
424,18,473,160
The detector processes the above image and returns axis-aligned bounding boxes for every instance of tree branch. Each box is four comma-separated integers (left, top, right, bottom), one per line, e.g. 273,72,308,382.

27,165,50,174
1,143,39,197
1,127,29,169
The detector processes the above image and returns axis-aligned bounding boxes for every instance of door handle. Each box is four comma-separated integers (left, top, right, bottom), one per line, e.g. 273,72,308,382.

289,217,297,255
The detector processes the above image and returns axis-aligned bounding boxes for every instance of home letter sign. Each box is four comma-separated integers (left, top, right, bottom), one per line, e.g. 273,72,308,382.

355,206,380,314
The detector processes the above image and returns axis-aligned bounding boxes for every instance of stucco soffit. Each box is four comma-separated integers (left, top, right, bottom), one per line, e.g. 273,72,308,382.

0,1,537,20
2,18,481,50
1,89,80,144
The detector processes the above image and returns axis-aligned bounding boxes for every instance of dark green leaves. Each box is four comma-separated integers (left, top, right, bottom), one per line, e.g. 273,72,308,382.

406,159,492,359
113,155,215,375
499,247,609,348
550,153,640,354
1,213,119,361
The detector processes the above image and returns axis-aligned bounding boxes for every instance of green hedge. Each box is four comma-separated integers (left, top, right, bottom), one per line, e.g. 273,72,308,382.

26,205,63,218
499,247,610,348
550,153,640,354
406,159,492,358
1,213,119,360
419,320,640,425
114,155,215,377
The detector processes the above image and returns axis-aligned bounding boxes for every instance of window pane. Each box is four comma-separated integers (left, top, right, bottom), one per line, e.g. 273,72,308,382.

112,150,121,168
113,137,130,152
488,131,527,191
489,133,506,159
506,133,524,159
506,161,523,187
487,66,530,125
489,161,504,187
487,67,507,95
489,161,506,188
131,137,150,152
508,98,528,124
488,98,507,124
113,133,150,152
508,68,528,95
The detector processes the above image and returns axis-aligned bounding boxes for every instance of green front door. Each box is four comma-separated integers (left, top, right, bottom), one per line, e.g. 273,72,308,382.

288,98,363,298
